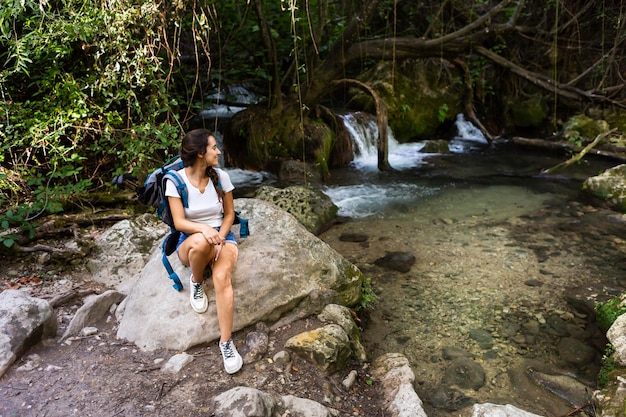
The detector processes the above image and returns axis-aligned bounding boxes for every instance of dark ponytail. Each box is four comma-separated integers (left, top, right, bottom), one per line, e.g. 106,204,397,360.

206,166,225,202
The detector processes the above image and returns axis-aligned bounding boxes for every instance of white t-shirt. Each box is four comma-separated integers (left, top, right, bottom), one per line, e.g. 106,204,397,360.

164,168,234,228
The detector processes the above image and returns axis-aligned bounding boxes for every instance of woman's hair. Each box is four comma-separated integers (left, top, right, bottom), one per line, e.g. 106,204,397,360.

179,129,225,201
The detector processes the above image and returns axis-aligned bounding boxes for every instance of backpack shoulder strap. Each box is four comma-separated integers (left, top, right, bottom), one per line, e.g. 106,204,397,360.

161,230,183,291
163,169,189,208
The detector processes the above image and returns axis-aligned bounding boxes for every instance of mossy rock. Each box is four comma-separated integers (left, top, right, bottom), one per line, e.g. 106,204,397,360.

563,114,610,143
582,164,626,212
254,185,338,235
421,140,450,154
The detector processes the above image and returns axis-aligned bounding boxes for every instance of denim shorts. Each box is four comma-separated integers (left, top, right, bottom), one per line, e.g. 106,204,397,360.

176,227,237,250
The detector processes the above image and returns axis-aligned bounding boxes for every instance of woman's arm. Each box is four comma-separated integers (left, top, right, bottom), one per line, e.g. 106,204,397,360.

219,191,235,240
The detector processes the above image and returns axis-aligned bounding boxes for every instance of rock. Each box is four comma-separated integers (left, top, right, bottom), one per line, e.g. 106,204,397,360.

593,369,626,417
254,185,338,235
442,358,486,390
339,233,368,242
371,353,427,417
469,328,494,349
342,370,358,389
556,337,596,366
284,324,351,375
278,395,337,417
116,199,363,351
244,330,269,364
61,290,125,342
428,384,475,410
86,214,168,291
442,346,471,360
582,164,626,212
374,252,416,273
421,139,451,153
526,367,593,409
277,160,323,185
0,290,57,377
214,386,276,416
213,386,339,417
607,312,626,365
161,353,194,373
472,403,545,417
318,304,367,362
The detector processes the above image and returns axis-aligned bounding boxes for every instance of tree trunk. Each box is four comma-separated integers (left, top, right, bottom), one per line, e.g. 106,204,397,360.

331,79,392,170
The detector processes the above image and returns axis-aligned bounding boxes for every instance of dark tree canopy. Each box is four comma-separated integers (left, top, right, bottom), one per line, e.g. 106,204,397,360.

1,0,624,244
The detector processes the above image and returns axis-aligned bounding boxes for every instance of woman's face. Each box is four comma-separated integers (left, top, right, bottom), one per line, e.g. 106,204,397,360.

203,135,221,167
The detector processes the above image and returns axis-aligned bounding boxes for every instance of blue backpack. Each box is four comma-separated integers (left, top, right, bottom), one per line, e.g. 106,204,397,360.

114,156,245,291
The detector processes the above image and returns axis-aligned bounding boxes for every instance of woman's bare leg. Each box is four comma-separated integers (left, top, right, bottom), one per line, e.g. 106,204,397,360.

211,242,238,342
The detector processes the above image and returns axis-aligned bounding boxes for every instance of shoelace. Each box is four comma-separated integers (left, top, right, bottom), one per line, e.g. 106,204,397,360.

221,342,235,359
192,282,204,300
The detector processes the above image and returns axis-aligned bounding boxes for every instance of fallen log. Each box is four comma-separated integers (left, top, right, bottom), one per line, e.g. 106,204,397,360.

510,136,626,163
542,129,617,174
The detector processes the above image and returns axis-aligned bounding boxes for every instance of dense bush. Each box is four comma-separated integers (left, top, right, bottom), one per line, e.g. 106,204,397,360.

0,0,189,245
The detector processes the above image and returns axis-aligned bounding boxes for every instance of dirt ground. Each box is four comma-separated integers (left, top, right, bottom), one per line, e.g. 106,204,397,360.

0,233,385,417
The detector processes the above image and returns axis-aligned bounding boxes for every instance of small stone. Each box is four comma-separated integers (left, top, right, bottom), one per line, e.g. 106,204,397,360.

81,327,98,337
342,370,358,389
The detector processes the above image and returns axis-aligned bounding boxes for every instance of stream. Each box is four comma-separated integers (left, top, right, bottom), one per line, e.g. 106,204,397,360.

229,113,626,416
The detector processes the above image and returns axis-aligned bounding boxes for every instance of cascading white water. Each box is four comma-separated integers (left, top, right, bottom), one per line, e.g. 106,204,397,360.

338,112,427,170
324,112,491,218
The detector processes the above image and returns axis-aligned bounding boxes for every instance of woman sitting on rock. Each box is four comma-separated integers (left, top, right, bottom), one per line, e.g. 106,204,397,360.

165,128,242,374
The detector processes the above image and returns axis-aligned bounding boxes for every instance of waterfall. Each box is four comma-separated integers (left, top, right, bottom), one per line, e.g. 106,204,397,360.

338,112,426,170
450,113,489,153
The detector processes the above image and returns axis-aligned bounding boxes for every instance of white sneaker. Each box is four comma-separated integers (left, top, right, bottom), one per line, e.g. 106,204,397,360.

189,276,208,313
219,339,243,374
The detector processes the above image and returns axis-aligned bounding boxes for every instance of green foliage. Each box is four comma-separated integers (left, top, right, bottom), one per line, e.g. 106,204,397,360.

358,276,379,311
438,104,449,123
0,0,193,244
598,343,618,388
595,296,626,332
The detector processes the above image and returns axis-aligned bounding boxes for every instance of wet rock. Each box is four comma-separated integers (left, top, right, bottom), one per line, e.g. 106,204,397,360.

421,140,451,154
469,329,494,349
527,367,593,409
546,314,569,337
442,358,486,390
557,337,596,366
339,233,368,242
472,403,544,417
499,322,521,338
428,384,475,410
442,346,471,360
374,252,416,273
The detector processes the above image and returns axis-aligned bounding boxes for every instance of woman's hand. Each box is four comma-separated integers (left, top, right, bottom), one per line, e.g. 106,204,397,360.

201,227,224,246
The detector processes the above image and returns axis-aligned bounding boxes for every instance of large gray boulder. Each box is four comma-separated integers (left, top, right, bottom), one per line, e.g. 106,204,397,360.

86,213,168,292
0,290,57,377
116,198,363,351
